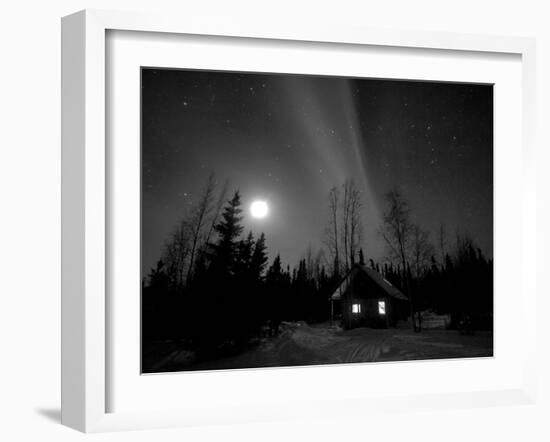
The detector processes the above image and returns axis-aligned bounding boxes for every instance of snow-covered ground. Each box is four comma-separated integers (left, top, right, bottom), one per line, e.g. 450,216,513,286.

146,322,493,372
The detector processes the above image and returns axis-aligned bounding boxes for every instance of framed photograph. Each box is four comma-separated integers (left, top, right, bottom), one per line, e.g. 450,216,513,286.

61,9,537,432
140,68,495,374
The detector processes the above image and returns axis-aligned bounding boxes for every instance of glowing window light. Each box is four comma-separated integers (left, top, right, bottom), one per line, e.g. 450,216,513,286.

378,301,386,315
352,303,361,314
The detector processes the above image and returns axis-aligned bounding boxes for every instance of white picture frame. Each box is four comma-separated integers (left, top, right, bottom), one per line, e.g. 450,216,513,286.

61,9,537,433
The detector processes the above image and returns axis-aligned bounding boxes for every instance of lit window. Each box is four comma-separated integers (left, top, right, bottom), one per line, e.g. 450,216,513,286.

352,303,361,314
378,301,386,315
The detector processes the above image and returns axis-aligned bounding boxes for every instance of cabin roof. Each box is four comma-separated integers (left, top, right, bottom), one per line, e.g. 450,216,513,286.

330,265,408,301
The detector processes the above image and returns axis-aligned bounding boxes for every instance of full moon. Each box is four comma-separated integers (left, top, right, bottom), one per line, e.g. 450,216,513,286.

250,200,269,219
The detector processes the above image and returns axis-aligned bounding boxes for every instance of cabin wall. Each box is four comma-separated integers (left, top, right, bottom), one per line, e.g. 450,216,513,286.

340,298,388,329
335,269,409,329
341,295,393,329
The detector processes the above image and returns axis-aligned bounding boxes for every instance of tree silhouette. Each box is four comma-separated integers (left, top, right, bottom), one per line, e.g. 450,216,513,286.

250,232,268,282
142,185,493,372
234,231,254,277
163,219,191,289
185,173,217,285
379,188,416,330
411,224,435,278
341,179,362,271
324,180,363,277
209,191,244,275
325,186,341,278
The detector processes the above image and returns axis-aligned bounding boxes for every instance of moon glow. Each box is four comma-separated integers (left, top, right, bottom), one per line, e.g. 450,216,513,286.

250,200,269,219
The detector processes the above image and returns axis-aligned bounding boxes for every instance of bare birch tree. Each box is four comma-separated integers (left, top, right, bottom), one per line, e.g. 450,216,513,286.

439,223,447,266
342,183,350,272
185,173,216,284
379,187,416,330
341,179,362,271
304,244,315,281
411,224,435,278
162,174,229,289
163,219,192,289
324,186,341,277
203,178,229,249
324,180,363,277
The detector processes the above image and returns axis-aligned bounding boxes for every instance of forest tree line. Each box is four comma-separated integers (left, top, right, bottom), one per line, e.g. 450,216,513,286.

143,174,492,357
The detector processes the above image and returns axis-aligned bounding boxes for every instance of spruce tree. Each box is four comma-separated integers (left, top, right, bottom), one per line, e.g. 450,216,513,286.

235,231,254,277
267,254,283,283
209,191,244,275
250,232,268,282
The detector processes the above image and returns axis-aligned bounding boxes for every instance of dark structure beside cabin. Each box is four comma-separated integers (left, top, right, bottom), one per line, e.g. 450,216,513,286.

331,265,409,329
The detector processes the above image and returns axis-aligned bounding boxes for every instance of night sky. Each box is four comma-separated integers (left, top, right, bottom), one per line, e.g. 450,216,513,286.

141,68,493,275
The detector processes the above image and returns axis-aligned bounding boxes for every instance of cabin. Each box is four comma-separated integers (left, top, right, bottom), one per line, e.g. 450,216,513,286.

330,264,409,329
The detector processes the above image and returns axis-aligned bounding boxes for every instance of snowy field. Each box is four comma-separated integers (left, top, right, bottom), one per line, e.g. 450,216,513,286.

144,322,493,373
